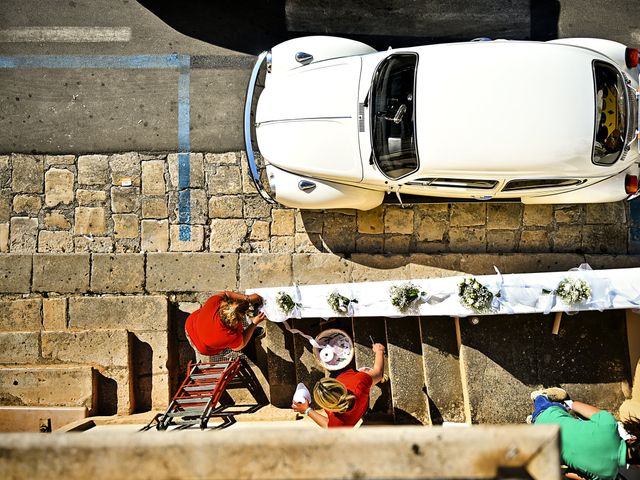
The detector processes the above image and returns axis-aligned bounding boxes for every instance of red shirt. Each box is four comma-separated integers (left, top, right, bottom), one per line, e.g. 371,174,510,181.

326,370,373,428
185,294,243,355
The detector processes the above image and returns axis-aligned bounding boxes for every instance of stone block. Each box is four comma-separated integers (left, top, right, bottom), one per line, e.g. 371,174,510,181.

44,168,74,207
146,253,238,292
0,190,10,222
448,227,486,253
76,189,107,206
206,163,242,195
141,197,168,219
487,230,517,253
321,213,355,253
11,154,43,193
385,206,414,234
270,236,294,253
109,153,141,187
518,230,550,253
350,255,410,282
168,153,204,189
0,332,39,363
243,194,272,218
586,202,626,225
554,205,583,224
111,186,140,214
209,219,247,252
450,204,486,227
270,209,295,237
0,298,42,331
44,154,75,166
238,254,292,290
169,225,204,252
205,152,238,165
208,195,243,219
90,254,145,293
141,160,166,195
43,298,67,330
73,207,107,236
292,254,352,285
355,234,384,253
171,188,207,224
131,330,169,409
9,217,38,253
43,211,71,230
69,296,166,331
42,329,130,368
582,224,627,254
32,254,90,294
552,225,582,253
523,204,553,227
249,220,270,241
0,255,31,293
265,320,297,407
0,366,95,410
77,155,108,186
0,156,10,187
386,317,431,425
295,232,324,253
357,206,384,234
296,211,323,234
141,219,168,252
414,204,449,242
250,241,270,253
74,236,113,253
38,230,73,253
0,223,7,253
486,204,522,230
13,194,42,215
384,235,412,253
113,214,139,239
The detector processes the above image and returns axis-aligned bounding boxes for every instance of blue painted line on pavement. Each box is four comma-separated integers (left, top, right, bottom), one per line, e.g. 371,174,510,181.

0,53,193,241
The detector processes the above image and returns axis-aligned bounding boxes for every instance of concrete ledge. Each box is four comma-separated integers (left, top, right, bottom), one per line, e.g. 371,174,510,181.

69,296,167,331
145,253,237,292
32,254,90,293
0,406,87,433
0,425,560,479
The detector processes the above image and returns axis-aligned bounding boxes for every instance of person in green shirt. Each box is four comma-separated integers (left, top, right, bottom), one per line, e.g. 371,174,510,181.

529,387,640,480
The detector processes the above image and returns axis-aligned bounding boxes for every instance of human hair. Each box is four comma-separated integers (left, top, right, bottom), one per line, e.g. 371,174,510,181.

219,297,250,329
313,378,355,413
623,417,640,443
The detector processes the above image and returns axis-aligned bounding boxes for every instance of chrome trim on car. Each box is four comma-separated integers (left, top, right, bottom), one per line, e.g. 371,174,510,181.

243,51,276,204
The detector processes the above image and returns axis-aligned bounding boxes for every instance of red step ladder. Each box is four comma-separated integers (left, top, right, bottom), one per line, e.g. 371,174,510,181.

147,358,242,430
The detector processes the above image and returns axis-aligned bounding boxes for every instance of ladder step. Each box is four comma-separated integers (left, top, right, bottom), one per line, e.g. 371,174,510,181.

184,384,218,392
167,407,207,418
190,373,222,380
175,397,213,404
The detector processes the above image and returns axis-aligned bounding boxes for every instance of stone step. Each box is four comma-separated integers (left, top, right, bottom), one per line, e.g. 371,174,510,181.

264,320,297,407
352,316,394,423
40,329,134,416
0,406,88,432
419,316,466,424
385,317,431,425
0,365,96,413
291,318,326,400
458,310,631,424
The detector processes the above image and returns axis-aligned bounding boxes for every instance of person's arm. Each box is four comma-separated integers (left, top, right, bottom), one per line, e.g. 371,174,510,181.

232,312,266,351
222,291,263,304
366,343,386,385
568,401,601,420
564,472,587,480
292,399,329,428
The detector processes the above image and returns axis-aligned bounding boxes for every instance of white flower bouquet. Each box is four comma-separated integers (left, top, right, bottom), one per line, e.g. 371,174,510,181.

458,277,494,313
555,277,591,306
389,283,426,313
327,291,358,315
275,291,302,317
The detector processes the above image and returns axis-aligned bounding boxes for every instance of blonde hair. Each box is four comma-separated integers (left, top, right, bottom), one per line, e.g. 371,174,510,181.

219,297,249,329
313,378,355,413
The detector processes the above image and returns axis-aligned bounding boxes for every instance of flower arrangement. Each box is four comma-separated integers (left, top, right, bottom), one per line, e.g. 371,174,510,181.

555,277,591,305
327,291,358,315
458,277,494,313
389,283,426,312
275,291,302,317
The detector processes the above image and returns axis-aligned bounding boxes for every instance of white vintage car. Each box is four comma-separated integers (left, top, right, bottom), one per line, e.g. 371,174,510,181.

244,36,640,210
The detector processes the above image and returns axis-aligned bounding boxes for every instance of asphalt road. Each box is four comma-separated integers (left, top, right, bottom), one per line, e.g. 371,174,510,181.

0,0,639,154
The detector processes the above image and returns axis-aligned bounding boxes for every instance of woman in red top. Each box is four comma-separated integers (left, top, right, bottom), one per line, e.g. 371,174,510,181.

185,291,266,356
292,343,386,428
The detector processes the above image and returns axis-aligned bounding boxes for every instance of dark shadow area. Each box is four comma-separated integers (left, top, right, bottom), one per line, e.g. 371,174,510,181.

131,335,153,413
168,303,196,398
496,467,534,479
137,0,559,56
264,321,297,406
95,371,117,416
224,357,270,407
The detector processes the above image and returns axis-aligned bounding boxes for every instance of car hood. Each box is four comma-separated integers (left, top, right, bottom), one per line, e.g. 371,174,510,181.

256,57,363,182
414,42,598,177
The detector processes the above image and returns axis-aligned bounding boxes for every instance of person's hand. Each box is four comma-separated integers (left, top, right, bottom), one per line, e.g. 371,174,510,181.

372,343,385,354
247,293,263,305
291,399,309,414
252,312,267,325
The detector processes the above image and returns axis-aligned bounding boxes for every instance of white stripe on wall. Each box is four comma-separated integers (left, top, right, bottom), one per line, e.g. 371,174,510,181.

0,27,131,43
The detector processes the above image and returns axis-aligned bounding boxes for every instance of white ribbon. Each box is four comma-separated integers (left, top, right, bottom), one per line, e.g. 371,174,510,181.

492,266,514,314
282,320,323,349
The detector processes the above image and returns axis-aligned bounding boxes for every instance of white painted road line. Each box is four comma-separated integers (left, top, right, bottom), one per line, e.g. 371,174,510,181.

0,27,131,43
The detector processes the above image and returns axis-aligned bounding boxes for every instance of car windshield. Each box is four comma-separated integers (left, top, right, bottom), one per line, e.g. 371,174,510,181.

370,54,418,179
592,61,627,165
